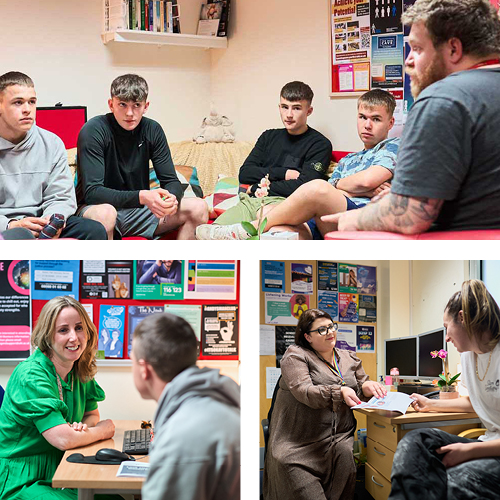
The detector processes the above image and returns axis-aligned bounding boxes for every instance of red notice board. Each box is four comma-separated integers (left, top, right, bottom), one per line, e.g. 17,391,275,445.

36,106,87,149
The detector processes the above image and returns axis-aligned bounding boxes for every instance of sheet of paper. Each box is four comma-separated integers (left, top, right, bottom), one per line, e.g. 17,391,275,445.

260,325,275,356
266,367,281,399
116,461,150,477
351,392,413,414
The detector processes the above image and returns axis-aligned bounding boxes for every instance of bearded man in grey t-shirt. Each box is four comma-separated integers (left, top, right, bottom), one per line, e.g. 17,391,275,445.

327,0,500,235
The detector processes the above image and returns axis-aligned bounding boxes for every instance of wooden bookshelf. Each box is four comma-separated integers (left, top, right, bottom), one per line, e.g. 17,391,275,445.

101,29,228,48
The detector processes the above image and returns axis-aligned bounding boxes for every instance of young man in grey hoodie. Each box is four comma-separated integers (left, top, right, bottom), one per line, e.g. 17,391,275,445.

131,313,241,500
0,71,106,239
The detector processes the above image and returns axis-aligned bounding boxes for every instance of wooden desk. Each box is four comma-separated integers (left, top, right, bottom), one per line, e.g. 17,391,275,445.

52,420,148,500
354,408,481,500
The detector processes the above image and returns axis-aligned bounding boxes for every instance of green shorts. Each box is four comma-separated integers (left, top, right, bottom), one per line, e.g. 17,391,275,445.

214,193,286,225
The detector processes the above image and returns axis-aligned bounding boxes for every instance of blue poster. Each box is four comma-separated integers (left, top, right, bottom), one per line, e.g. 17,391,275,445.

359,295,377,322
261,261,285,292
31,260,80,300
318,261,338,291
318,290,339,321
357,265,377,294
98,305,125,358
357,326,375,352
371,34,404,89
128,305,165,356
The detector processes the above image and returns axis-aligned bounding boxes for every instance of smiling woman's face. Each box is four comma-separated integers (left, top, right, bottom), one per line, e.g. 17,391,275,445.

51,307,87,366
304,317,337,353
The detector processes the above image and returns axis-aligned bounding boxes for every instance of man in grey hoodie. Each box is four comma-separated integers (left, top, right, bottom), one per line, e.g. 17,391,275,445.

131,312,241,500
0,71,106,239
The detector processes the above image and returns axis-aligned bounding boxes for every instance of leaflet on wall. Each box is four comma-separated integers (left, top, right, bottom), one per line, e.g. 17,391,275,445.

357,325,375,352
357,265,377,294
359,294,377,322
184,260,237,300
332,1,370,66
369,0,403,35
371,34,404,89
318,290,339,321
275,326,295,367
31,260,80,300
81,260,133,299
318,261,338,291
82,303,93,322
0,260,30,358
134,260,184,300
98,305,126,359
388,89,405,138
202,305,239,357
128,305,165,356
261,260,285,292
337,324,356,351
260,325,276,356
265,292,297,325
291,263,314,294
164,304,202,355
339,263,358,293
339,293,359,323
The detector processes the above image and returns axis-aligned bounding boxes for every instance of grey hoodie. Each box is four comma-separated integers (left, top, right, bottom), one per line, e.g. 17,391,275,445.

0,125,77,231
143,365,241,500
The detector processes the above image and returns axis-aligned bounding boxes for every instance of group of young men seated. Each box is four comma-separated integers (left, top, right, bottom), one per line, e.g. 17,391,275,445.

1,0,499,240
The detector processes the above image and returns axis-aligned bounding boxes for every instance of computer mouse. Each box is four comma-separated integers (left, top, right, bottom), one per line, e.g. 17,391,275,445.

95,448,135,463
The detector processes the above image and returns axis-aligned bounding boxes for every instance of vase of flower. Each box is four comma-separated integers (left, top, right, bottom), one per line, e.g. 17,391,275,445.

430,349,461,399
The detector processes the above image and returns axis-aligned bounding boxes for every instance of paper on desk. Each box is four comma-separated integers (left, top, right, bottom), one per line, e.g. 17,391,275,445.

116,461,150,478
351,392,413,414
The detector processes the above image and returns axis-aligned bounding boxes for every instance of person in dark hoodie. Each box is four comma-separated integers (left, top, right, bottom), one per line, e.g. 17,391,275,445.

0,71,106,239
130,312,241,500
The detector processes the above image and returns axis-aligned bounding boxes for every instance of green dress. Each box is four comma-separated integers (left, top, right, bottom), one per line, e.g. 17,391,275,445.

0,348,105,500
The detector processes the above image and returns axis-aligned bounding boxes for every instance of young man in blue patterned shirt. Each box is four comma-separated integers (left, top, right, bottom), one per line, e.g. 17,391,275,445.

202,89,399,239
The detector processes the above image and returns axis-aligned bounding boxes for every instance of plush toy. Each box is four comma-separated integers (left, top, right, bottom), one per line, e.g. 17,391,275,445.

193,104,235,143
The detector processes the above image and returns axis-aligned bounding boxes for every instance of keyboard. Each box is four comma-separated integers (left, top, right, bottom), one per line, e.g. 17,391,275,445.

122,428,152,455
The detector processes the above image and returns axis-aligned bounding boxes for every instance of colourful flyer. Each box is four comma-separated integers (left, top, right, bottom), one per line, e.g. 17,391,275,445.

339,263,358,293
357,265,377,294
291,263,314,294
134,260,184,300
98,305,126,359
262,260,285,292
184,260,237,300
202,305,239,357
357,325,375,352
318,290,339,321
339,293,359,323
31,260,80,300
318,261,338,291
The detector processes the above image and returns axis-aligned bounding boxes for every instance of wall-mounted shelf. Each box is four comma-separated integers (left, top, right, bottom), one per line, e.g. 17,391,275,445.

102,29,228,49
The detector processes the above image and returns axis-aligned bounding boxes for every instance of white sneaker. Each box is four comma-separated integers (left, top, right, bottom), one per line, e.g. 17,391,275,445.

195,223,251,240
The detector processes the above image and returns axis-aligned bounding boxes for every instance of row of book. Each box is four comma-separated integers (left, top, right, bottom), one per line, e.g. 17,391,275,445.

104,0,180,34
197,1,231,38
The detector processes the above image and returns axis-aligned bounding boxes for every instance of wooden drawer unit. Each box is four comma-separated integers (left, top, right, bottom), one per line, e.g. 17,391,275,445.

366,437,394,480
367,415,398,452
365,462,391,500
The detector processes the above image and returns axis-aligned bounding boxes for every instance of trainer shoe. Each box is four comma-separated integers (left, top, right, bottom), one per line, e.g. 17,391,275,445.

195,223,252,240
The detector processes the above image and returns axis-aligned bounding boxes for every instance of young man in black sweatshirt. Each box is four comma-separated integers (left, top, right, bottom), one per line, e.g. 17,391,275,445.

195,81,332,240
76,74,208,239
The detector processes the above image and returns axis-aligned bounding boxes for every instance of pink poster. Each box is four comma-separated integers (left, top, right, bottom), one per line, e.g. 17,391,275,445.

0,260,31,357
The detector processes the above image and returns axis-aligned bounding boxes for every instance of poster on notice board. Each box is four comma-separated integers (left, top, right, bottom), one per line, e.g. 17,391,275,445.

81,260,133,299
202,305,239,357
127,305,165,356
184,260,237,300
134,260,184,300
31,260,80,300
0,260,30,358
98,305,126,359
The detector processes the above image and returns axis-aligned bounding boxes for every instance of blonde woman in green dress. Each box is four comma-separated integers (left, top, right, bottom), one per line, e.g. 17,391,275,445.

0,296,115,499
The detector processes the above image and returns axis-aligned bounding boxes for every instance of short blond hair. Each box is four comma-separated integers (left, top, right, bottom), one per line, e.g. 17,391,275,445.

31,296,98,382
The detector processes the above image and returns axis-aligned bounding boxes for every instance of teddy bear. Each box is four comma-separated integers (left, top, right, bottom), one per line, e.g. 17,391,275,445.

193,104,235,143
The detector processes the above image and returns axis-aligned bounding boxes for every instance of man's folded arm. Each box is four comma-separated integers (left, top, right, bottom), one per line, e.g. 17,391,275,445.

336,165,393,194
238,133,271,185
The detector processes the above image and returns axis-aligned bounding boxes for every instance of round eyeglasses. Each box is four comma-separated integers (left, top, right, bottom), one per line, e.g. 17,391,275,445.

308,322,338,336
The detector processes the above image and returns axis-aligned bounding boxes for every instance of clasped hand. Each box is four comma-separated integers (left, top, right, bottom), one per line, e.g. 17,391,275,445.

141,189,178,218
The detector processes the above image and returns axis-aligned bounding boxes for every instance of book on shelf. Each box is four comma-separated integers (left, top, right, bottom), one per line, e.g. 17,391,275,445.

197,2,223,37
105,0,180,33
213,0,231,37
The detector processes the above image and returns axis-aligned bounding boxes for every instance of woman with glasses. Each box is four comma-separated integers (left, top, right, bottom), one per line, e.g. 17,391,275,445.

263,308,386,500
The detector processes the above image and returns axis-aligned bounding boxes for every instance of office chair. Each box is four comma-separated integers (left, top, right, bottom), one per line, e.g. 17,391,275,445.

261,375,281,461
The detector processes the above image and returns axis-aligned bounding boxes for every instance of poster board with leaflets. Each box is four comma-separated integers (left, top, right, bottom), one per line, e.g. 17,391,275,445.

24,261,240,363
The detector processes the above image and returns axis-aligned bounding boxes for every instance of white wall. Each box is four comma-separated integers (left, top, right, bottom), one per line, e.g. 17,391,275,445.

0,0,211,142
211,0,361,149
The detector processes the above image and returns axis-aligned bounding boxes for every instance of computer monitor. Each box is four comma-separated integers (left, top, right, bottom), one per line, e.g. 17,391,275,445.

385,336,417,378
418,327,446,379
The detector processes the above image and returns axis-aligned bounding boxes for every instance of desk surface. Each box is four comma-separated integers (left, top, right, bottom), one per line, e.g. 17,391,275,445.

52,420,148,491
354,407,479,425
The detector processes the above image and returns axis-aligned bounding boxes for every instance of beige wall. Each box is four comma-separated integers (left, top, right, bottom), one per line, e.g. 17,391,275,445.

0,0,211,142
211,0,361,149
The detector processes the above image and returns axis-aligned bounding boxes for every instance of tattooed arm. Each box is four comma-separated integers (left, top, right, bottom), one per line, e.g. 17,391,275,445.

322,192,444,234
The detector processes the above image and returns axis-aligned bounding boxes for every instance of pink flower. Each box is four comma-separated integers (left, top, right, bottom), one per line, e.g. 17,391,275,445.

259,175,271,189
430,350,438,358
438,349,448,359
255,188,267,198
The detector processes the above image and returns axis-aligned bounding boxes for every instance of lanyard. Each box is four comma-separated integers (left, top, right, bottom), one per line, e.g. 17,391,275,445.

56,373,73,402
469,58,500,70
317,350,346,386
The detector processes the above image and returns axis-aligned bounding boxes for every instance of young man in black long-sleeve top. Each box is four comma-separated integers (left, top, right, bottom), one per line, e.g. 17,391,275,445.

195,81,332,240
76,74,208,239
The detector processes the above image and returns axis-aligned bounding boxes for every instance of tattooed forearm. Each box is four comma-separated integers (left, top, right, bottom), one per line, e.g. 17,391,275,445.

354,193,443,233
